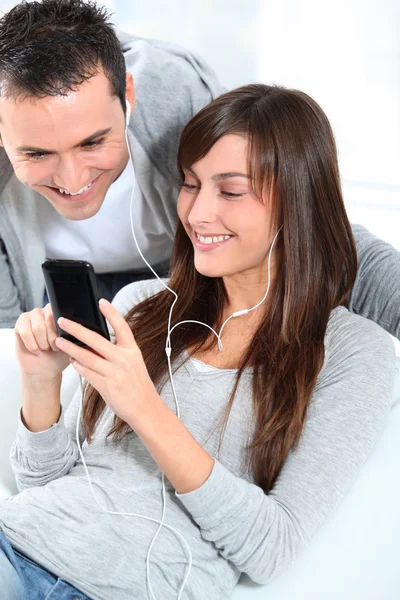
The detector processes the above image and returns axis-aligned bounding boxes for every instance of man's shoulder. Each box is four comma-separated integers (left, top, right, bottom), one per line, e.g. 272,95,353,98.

117,30,225,174
118,29,224,105
323,306,396,375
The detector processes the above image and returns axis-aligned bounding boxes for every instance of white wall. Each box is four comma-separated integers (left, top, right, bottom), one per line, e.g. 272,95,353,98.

257,0,400,251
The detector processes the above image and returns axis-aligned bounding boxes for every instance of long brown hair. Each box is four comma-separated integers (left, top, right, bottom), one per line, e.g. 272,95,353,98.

82,84,357,492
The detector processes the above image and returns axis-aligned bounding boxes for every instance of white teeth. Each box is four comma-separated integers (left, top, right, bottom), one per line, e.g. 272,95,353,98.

59,181,93,195
197,233,232,244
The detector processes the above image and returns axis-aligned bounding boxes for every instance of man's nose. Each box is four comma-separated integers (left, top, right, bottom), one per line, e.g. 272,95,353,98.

52,154,91,193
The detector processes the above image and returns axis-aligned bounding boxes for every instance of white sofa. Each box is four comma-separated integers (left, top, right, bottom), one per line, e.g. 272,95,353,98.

1,327,400,600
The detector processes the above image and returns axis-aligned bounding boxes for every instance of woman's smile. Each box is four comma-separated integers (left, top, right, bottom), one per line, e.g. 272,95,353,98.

192,229,234,251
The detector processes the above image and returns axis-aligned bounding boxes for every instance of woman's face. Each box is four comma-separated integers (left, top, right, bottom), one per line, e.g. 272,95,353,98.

177,134,276,280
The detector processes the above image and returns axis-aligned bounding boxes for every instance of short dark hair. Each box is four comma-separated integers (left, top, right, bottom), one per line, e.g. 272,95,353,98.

0,0,126,110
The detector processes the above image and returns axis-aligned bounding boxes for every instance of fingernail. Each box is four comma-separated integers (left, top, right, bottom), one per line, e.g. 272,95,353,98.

99,298,107,305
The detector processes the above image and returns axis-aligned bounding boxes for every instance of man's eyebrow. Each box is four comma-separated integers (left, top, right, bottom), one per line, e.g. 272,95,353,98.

186,167,249,181
16,127,112,153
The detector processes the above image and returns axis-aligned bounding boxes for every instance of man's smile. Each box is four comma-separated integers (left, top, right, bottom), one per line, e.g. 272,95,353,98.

46,175,101,202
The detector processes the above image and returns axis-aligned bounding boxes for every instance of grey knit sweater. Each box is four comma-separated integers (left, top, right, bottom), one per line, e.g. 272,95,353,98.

0,277,396,600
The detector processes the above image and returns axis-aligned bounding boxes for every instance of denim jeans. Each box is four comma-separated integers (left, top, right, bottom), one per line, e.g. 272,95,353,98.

43,260,170,306
0,531,92,600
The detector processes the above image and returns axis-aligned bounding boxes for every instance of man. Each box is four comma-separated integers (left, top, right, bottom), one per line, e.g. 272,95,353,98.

0,0,224,327
0,0,399,341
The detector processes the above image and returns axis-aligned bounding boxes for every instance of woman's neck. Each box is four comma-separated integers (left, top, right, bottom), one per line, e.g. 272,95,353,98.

222,264,279,316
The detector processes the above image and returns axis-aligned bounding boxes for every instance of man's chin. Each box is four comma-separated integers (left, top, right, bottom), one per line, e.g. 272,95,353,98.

36,173,106,219
43,192,104,220
38,185,106,220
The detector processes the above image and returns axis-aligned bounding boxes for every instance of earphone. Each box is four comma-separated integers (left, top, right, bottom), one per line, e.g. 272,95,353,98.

126,98,131,123
73,98,282,599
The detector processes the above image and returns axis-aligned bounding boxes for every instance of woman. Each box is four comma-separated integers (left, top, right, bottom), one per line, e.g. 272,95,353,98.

0,84,396,600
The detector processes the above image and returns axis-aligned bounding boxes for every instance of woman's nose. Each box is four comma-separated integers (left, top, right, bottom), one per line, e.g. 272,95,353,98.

187,188,218,226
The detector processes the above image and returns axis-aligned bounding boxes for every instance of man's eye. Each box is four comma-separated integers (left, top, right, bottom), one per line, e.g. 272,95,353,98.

26,152,46,160
82,138,104,149
24,138,104,160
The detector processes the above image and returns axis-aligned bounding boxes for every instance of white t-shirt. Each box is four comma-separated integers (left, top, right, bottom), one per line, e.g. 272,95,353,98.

37,159,172,273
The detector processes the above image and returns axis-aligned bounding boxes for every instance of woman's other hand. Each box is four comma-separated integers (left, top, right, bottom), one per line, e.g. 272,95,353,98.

14,304,71,380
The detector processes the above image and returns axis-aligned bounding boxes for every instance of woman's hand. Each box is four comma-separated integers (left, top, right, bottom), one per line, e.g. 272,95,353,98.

15,304,71,380
54,299,158,425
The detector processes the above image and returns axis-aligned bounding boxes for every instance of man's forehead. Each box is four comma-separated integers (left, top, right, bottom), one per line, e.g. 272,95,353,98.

0,69,116,120
0,104,115,156
0,94,118,153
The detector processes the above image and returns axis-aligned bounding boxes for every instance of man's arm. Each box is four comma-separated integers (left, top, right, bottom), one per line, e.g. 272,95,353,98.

0,238,23,328
350,224,400,340
0,151,23,328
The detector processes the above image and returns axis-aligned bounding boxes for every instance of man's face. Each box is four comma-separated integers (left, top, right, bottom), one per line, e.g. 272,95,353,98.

0,71,132,220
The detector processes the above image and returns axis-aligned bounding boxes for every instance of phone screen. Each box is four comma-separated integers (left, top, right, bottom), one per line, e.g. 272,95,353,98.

50,270,99,327
42,259,110,346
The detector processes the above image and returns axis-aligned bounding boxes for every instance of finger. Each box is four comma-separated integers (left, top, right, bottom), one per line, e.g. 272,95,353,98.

30,308,53,351
98,299,135,347
15,310,47,353
43,303,60,352
69,359,103,391
55,336,110,376
14,319,40,356
57,316,113,359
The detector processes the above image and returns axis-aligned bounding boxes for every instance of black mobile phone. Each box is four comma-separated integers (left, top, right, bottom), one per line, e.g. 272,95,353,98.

41,259,110,348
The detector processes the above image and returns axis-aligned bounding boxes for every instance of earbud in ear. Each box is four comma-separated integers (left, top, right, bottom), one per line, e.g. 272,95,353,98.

125,98,131,121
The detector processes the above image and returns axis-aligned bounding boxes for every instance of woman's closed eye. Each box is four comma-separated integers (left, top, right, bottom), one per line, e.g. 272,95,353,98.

181,182,244,198
181,182,199,192
220,190,244,198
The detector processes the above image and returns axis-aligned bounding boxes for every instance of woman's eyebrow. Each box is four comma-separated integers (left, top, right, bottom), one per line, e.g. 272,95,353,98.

186,167,249,181
212,172,250,181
